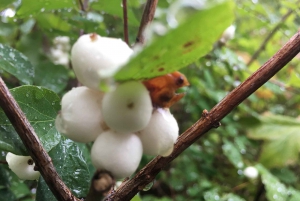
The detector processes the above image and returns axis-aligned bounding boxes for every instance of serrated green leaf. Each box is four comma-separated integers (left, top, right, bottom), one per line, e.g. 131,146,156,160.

256,164,289,201
247,114,300,167
222,140,244,169
34,62,68,93
114,2,234,81
0,44,34,84
0,86,61,155
17,0,76,17
36,138,90,200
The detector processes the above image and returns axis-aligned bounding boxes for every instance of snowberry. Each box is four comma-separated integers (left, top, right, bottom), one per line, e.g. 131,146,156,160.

71,33,133,90
101,81,152,133
138,108,179,156
55,86,106,143
6,152,40,180
220,25,236,43
243,166,259,179
91,130,143,179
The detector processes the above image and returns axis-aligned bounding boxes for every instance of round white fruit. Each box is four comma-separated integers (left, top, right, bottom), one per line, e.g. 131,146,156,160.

101,81,152,133
71,33,133,90
220,25,236,43
6,153,40,180
138,108,179,157
91,130,143,179
243,166,259,179
55,86,106,143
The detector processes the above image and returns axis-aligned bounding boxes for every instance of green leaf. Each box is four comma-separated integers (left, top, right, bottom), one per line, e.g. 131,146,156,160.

256,164,290,201
114,2,234,81
289,188,300,201
247,114,300,167
10,181,31,199
0,86,61,155
17,0,76,17
36,138,90,200
0,44,34,85
36,13,72,32
34,62,69,93
222,140,244,169
221,193,246,201
0,166,16,201
0,0,13,10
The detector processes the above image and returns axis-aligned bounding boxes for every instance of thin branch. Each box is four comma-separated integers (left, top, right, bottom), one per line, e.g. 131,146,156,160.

122,0,129,45
78,0,89,36
0,160,8,164
136,0,159,44
78,0,87,12
109,31,300,201
0,77,80,201
247,9,295,66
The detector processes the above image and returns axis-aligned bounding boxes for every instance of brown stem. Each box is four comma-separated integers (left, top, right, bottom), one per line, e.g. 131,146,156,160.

247,8,295,66
78,0,88,12
78,0,89,36
136,0,159,44
122,0,129,45
109,31,300,201
0,77,80,201
0,160,8,164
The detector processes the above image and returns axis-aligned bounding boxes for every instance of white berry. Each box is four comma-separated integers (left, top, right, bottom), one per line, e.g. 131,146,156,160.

243,166,259,179
91,130,143,179
220,25,236,43
71,33,133,90
138,108,179,156
6,153,40,180
55,86,106,143
101,81,152,133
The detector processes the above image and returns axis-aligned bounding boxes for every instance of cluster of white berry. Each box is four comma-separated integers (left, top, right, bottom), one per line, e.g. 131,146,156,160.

55,33,179,179
49,36,71,67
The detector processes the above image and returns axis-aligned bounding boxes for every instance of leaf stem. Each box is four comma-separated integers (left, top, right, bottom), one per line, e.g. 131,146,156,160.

0,77,80,201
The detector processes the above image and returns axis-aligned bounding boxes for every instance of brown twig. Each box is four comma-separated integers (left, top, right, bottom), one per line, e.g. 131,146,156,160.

78,0,89,36
0,160,8,164
78,0,88,12
0,77,80,201
136,0,159,44
247,8,295,66
109,31,300,201
122,0,129,45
